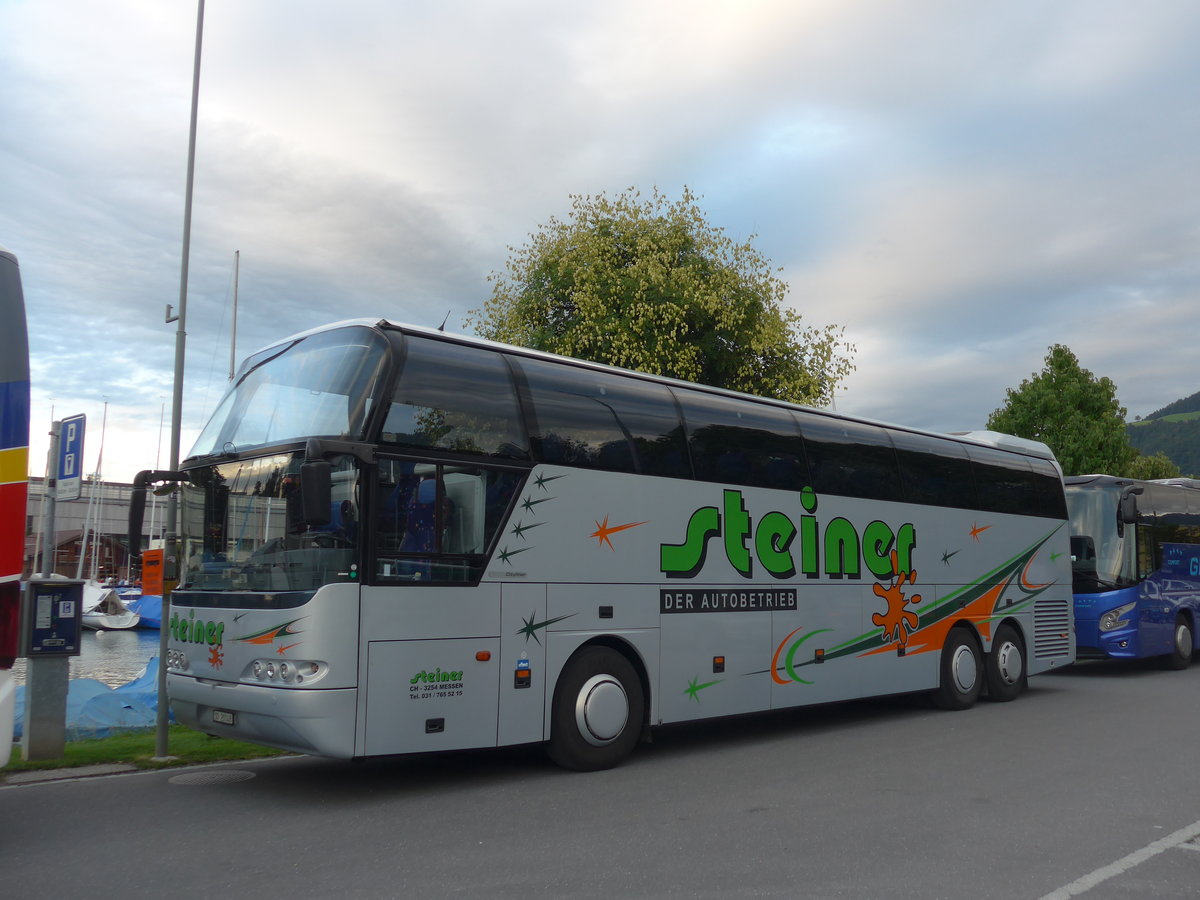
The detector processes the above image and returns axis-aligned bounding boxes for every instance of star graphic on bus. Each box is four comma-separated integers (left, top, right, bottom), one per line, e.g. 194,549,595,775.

969,523,991,542
590,515,648,550
510,519,544,541
684,675,721,703
520,495,554,514
941,549,960,566
534,473,567,491
517,612,574,645
497,545,531,565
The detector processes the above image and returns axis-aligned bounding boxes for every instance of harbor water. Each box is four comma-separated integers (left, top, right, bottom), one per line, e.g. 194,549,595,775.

11,628,161,689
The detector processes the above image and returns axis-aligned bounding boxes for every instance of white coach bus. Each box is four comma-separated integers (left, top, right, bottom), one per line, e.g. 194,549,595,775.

129,320,1074,770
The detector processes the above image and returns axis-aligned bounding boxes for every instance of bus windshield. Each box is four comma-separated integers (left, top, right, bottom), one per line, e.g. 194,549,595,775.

179,452,360,594
189,325,388,459
1065,482,1137,593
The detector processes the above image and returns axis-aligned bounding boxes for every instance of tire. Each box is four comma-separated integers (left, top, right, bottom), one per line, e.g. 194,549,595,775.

1162,614,1193,671
985,623,1026,702
547,646,644,771
932,627,983,711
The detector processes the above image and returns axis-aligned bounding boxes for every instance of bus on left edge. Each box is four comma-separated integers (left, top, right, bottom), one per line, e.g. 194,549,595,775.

0,244,30,767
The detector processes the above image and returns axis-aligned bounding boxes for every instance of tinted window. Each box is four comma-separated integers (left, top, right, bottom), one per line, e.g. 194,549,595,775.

1029,457,1068,519
891,431,975,509
797,414,902,501
677,391,807,489
966,446,1045,516
517,357,689,478
381,336,528,458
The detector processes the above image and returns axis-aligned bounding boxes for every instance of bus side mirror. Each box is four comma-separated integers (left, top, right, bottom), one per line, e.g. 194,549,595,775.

1117,486,1144,537
1120,488,1143,524
128,469,188,559
300,459,332,527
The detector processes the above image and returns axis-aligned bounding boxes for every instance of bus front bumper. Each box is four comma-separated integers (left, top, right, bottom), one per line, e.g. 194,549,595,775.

168,673,358,758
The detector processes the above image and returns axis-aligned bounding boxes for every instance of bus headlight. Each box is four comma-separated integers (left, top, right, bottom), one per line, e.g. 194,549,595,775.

246,658,325,685
166,649,189,671
1100,602,1137,632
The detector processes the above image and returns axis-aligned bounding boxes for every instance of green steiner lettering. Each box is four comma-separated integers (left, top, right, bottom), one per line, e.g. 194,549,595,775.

863,520,897,578
800,487,820,578
755,511,797,579
661,506,721,579
724,490,752,577
824,517,860,579
660,487,917,583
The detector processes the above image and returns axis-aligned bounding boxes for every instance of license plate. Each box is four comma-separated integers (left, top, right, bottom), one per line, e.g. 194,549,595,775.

212,709,236,726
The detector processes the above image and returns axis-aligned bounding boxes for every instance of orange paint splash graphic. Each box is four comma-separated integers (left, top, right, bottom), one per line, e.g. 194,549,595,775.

870,550,923,647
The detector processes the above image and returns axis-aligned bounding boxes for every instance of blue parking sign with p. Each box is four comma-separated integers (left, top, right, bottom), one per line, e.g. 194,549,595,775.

56,413,85,501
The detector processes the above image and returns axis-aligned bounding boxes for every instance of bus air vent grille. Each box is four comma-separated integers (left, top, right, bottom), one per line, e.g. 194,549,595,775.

1032,598,1071,659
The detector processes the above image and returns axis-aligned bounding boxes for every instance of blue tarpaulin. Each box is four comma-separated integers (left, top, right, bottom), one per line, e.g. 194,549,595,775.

12,657,173,740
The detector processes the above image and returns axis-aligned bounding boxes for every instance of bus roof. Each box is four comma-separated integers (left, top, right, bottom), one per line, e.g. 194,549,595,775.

241,317,1060,464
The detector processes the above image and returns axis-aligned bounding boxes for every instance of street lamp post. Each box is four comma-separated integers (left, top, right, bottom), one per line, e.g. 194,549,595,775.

156,0,205,760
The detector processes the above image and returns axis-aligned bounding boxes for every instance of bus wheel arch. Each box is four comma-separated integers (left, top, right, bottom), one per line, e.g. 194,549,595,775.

547,641,647,771
985,620,1027,702
1162,612,1194,670
932,624,983,711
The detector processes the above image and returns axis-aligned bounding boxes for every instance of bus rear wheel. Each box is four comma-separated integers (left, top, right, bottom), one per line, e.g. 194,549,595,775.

932,627,983,711
1162,615,1193,670
985,623,1026,702
548,646,644,771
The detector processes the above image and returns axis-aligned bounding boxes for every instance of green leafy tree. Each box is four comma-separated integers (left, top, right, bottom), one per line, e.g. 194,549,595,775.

986,345,1136,476
1126,451,1181,480
467,187,855,405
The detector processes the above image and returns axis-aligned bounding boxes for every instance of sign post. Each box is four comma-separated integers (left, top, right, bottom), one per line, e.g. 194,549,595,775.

56,413,85,502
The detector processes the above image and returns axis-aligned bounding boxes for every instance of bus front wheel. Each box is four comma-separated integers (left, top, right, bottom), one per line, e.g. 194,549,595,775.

1162,615,1193,671
548,646,644,771
985,623,1026,702
933,628,983,711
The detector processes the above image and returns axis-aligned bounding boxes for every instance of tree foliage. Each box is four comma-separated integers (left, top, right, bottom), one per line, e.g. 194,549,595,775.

467,187,854,406
986,345,1137,476
1126,451,1182,480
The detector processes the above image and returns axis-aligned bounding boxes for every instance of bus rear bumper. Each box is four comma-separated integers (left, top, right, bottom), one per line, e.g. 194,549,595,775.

168,673,358,758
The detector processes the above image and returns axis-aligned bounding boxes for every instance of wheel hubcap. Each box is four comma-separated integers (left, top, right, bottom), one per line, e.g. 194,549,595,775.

952,644,978,693
575,674,628,747
1177,624,1191,657
995,640,1023,685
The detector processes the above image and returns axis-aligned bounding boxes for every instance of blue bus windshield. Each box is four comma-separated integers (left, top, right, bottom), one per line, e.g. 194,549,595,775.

1065,482,1137,593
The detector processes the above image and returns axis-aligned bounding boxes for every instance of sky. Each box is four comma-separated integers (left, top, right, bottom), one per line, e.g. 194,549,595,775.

3,0,1198,484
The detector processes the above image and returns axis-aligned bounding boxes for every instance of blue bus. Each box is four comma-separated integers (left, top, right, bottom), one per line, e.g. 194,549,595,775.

0,245,30,766
1066,475,1200,669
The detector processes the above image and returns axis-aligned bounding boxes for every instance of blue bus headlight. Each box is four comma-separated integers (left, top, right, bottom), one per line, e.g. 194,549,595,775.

1099,602,1136,632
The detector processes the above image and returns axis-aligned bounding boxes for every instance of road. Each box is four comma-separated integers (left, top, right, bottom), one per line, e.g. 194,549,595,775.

4,659,1200,899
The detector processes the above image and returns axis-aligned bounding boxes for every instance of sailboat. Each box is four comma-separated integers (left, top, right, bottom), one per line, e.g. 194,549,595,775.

81,580,140,631
76,401,140,630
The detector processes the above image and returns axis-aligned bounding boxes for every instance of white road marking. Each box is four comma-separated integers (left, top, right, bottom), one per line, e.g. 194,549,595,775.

1041,819,1200,898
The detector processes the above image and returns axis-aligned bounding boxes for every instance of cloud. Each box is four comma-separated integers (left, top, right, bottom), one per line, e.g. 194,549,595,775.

3,0,1199,483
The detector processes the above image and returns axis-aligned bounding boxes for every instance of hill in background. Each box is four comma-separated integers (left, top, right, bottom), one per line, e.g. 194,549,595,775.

1128,388,1200,476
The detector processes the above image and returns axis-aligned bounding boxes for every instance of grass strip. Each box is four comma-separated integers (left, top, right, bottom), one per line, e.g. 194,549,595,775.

4,726,291,772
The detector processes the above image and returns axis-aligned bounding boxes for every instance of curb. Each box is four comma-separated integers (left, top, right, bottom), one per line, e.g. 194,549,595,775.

2,763,139,785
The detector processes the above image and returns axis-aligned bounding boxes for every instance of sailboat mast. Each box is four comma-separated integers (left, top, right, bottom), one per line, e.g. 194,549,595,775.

228,249,239,381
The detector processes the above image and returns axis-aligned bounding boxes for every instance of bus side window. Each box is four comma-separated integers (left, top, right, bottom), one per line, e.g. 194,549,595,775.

381,336,528,459
797,414,901,502
516,356,687,477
